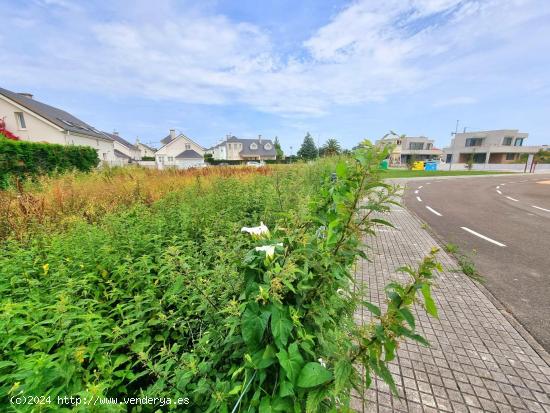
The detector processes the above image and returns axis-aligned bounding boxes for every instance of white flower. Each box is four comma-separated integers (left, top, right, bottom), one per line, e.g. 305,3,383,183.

241,222,269,238
318,358,326,367
255,243,283,258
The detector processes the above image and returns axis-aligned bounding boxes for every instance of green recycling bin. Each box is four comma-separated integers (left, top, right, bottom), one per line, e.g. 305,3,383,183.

380,159,389,170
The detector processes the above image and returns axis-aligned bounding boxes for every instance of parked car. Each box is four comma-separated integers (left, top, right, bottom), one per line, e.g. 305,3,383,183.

246,161,265,167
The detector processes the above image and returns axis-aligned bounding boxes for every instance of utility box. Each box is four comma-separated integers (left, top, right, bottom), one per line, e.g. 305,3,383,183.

424,161,437,171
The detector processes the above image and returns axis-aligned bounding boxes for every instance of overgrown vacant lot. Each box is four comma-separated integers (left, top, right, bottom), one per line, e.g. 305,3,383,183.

0,152,440,412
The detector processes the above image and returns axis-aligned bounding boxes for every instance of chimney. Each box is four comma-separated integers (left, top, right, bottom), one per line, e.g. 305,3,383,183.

258,134,262,143
170,129,176,140
113,130,119,136
18,93,33,99
136,137,140,144
226,134,230,141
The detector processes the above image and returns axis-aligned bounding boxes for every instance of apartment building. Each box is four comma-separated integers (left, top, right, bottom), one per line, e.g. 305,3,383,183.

443,130,539,164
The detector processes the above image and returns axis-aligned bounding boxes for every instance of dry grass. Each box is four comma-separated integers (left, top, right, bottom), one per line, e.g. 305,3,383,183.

0,165,274,240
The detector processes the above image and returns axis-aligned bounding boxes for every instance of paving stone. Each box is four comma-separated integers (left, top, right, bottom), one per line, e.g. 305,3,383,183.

352,198,550,412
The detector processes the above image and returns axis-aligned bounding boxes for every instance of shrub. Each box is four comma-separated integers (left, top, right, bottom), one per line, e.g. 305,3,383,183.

0,145,440,411
0,138,99,188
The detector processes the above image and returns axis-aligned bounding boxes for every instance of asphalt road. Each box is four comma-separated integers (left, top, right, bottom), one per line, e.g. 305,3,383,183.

403,173,550,352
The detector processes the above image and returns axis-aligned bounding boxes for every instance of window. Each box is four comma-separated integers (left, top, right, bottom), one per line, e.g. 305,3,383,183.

446,154,452,163
426,143,432,149
502,137,513,146
514,138,524,146
158,156,164,163
168,156,174,162
409,142,424,150
15,112,27,129
250,142,258,150
465,138,483,147
264,143,272,150
185,144,191,150
506,153,516,160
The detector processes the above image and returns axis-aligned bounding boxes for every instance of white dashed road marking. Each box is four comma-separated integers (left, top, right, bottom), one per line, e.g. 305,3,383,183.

506,196,519,202
426,206,442,216
414,190,419,194
496,190,502,195
416,196,422,202
496,186,500,189
418,186,423,189
532,205,550,213
461,227,506,247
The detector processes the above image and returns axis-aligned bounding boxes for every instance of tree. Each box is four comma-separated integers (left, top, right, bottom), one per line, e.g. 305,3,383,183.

274,136,284,160
297,132,318,160
320,138,342,157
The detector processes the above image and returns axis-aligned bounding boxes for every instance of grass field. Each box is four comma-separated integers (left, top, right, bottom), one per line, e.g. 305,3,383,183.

381,168,511,178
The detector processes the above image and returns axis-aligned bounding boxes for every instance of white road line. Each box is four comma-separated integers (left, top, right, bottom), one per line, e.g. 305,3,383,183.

414,190,419,194
500,183,506,186
496,186,500,189
425,206,442,216
496,190,502,195
532,205,550,212
461,227,506,247
416,196,422,202
426,182,431,185
418,185,423,189
505,196,519,202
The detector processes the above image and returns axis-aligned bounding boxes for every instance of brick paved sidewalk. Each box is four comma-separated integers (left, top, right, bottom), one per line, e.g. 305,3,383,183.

352,203,550,413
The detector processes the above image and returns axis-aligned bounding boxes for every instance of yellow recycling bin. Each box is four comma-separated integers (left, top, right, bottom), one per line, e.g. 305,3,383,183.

411,161,425,171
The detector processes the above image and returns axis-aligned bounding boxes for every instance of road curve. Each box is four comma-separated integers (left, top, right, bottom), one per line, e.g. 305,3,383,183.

403,174,550,352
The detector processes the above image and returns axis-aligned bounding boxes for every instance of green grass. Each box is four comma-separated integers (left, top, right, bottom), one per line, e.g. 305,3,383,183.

381,169,511,178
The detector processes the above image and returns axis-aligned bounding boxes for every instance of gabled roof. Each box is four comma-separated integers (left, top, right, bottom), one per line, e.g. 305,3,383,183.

137,142,157,152
156,132,205,152
114,149,131,159
210,136,277,157
102,131,137,150
0,86,110,140
175,149,202,159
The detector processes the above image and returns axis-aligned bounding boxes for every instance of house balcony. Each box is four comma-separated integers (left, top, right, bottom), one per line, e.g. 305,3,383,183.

400,149,443,156
445,145,541,154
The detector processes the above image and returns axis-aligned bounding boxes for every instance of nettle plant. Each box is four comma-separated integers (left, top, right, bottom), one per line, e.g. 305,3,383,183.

228,142,441,412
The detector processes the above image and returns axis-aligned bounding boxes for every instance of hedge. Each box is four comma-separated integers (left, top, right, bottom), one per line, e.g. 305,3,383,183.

0,137,100,188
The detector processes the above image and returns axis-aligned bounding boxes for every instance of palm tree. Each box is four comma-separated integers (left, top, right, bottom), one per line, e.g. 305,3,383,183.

321,138,342,157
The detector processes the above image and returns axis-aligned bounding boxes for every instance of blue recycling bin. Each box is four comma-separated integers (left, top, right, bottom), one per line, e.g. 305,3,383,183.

424,161,437,171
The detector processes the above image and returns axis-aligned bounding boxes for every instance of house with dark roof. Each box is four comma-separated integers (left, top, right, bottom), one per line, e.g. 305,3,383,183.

206,135,277,161
154,129,205,169
102,131,141,163
0,86,116,162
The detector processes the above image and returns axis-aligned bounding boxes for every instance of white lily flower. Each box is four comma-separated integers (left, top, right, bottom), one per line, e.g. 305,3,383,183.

241,222,270,237
318,358,326,367
255,243,283,258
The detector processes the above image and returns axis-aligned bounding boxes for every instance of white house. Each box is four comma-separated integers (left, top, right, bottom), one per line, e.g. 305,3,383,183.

376,135,442,165
443,130,540,164
0,86,116,163
102,131,141,164
135,139,157,159
155,129,205,169
206,135,277,161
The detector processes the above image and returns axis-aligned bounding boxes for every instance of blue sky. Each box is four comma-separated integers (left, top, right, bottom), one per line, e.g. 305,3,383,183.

2,0,550,151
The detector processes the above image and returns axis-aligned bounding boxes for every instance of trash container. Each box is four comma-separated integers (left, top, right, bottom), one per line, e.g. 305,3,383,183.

424,161,437,171
380,159,389,170
412,161,424,171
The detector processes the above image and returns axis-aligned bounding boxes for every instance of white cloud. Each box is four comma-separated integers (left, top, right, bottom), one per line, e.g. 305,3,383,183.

1,0,549,116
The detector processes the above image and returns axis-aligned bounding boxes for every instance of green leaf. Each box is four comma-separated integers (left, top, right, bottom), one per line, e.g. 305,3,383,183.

336,161,347,178
334,359,353,393
398,307,415,329
371,218,395,228
279,380,294,398
271,306,293,349
297,362,333,388
242,303,270,349
276,342,304,384
363,301,381,317
421,284,438,317
259,396,273,413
